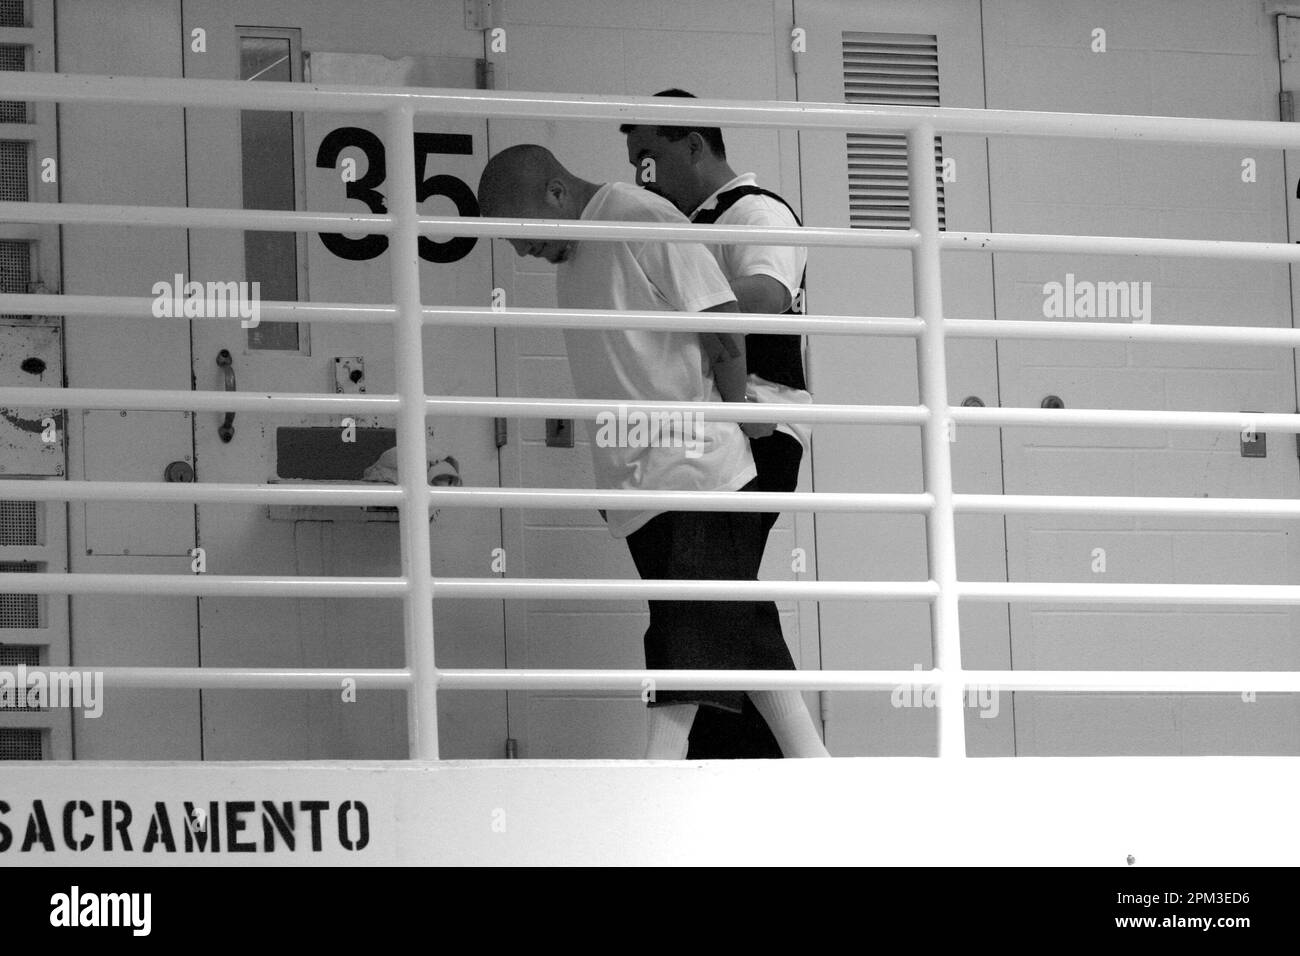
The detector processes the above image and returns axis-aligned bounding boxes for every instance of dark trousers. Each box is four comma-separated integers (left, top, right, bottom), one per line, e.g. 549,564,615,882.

687,430,804,758
625,474,796,715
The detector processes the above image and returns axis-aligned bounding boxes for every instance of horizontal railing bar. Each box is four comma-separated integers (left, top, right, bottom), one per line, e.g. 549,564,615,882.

435,669,1300,693
8,666,1297,693
961,582,1300,604
430,215,916,248
431,579,939,600
6,482,1298,520
947,318,1300,347
955,493,1300,518
5,386,1292,432
0,479,404,506
10,73,1300,148
11,575,1297,605
0,200,917,249
380,304,920,338
4,667,412,689
14,292,1300,350
0,574,407,597
943,230,1300,262
0,385,400,414
0,200,389,233
0,385,924,424
0,293,925,338
417,396,928,424
957,672,1300,693
0,293,394,324
952,405,1300,431
10,204,1300,269
428,579,1300,605
421,488,933,513
15,199,1300,264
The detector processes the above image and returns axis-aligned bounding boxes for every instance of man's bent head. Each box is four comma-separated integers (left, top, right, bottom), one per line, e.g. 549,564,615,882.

620,89,726,214
477,144,584,263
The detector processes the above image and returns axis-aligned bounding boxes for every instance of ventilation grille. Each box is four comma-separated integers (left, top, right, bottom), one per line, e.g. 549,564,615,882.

0,643,39,667
843,32,946,230
0,643,41,711
0,728,42,760
0,140,27,201
0,561,39,629
0,44,26,124
0,2,26,28
0,238,31,320
0,238,30,291
0,500,39,545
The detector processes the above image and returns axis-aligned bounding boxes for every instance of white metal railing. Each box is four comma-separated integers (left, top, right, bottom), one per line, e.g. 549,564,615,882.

4,74,1300,759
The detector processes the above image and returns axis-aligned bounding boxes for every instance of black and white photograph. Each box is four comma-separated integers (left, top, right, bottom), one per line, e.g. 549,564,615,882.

0,0,1294,916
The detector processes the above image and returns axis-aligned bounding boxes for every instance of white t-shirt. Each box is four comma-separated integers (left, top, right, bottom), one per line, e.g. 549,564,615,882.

691,172,813,452
556,181,757,538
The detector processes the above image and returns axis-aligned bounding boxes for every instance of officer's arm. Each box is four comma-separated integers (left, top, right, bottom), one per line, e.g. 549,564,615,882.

731,274,791,314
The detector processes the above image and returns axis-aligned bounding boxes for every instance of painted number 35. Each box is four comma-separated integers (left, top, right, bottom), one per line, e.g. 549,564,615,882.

315,127,480,263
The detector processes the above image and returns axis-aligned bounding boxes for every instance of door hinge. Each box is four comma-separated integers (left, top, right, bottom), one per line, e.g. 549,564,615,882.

505,737,518,758
1283,90,1295,123
494,417,508,448
818,690,831,724
464,0,498,32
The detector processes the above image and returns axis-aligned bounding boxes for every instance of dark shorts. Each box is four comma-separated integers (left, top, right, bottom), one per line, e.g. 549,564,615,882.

747,430,803,541
624,476,796,714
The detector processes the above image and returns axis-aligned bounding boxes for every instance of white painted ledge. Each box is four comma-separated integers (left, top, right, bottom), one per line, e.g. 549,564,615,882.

1,758,1295,866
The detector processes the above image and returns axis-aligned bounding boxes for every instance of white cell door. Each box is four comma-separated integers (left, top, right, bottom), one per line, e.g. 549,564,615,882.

991,13,1300,756
794,0,1012,756
182,0,505,759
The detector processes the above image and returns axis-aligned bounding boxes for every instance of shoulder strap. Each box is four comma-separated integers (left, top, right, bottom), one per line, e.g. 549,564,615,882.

691,184,803,226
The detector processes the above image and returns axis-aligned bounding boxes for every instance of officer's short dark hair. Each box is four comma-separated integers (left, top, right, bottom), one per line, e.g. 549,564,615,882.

619,89,726,159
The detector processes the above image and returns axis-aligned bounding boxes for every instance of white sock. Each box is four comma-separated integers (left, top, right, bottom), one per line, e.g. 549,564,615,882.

750,691,830,758
644,704,699,759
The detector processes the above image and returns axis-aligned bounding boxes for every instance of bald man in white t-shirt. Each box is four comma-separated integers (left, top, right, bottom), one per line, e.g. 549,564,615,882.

478,145,826,759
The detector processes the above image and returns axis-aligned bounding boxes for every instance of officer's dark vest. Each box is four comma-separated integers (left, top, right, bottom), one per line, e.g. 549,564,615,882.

691,185,807,391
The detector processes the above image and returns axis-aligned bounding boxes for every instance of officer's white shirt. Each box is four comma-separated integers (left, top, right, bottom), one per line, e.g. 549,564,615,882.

692,172,813,452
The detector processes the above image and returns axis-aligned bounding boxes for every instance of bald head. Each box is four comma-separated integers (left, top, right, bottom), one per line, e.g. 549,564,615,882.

477,144,597,263
477,144,572,216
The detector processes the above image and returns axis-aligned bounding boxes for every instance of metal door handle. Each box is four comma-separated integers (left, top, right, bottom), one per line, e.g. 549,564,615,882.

217,349,236,442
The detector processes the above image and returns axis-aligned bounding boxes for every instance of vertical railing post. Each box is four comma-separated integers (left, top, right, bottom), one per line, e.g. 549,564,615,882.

908,123,966,758
386,104,441,759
